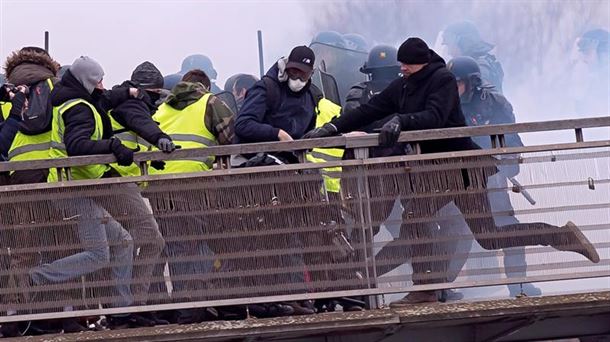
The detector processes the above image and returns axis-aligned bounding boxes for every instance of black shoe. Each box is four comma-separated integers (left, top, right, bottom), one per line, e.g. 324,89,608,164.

139,312,169,326
62,318,88,333
248,303,294,318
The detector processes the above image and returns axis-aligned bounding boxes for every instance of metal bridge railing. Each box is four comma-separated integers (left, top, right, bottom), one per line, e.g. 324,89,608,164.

0,117,608,323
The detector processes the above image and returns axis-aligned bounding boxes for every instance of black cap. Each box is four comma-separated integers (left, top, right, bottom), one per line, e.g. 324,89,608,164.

286,46,315,74
397,37,431,64
131,61,164,89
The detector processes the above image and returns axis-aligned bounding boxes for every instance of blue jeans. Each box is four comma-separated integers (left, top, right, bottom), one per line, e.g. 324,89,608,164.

30,198,134,308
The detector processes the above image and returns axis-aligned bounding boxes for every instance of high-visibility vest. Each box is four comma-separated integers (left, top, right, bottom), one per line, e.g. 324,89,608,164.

305,98,344,194
0,102,11,121
149,93,217,175
48,98,109,182
108,113,151,177
7,79,55,164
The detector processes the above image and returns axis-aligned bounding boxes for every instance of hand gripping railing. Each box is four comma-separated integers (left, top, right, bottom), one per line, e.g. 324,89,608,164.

0,116,608,323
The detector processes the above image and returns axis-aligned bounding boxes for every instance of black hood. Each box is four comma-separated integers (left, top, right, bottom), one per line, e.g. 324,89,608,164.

51,69,94,107
406,50,446,85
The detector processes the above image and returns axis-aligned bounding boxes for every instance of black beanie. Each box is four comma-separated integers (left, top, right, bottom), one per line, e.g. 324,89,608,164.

397,37,431,64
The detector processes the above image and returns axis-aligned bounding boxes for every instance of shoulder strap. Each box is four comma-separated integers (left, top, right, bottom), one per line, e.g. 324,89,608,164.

262,76,280,114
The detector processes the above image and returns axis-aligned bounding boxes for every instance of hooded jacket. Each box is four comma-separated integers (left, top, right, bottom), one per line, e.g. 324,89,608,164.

331,50,480,154
235,61,317,143
50,70,130,156
4,49,60,86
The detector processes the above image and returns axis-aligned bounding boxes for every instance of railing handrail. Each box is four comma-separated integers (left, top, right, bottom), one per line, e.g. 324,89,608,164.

0,116,608,173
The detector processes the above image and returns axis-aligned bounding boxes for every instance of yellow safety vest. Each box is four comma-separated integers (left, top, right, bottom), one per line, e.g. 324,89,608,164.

48,98,110,181
108,113,151,177
306,98,344,193
150,93,217,175
7,79,55,164
1,102,11,121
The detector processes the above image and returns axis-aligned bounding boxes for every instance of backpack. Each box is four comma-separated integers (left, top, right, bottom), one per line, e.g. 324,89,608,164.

19,79,54,135
262,76,323,114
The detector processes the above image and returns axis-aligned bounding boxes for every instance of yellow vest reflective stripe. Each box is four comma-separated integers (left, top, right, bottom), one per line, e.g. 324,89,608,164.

108,113,150,177
306,98,344,193
7,79,54,164
48,98,109,182
150,93,216,174
1,102,11,120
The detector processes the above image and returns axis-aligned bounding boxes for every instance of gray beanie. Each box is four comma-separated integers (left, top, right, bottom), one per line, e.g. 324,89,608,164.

69,56,104,94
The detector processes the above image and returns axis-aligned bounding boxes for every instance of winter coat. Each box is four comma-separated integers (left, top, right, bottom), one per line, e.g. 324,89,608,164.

0,116,19,160
235,62,317,143
332,50,480,154
50,70,130,156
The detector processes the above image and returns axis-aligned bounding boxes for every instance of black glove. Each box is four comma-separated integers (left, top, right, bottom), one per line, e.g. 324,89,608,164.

379,115,402,147
302,123,338,139
8,92,27,120
110,138,134,166
156,137,176,153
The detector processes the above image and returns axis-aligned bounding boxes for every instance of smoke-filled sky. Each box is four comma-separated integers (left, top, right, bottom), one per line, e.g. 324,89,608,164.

1,0,609,130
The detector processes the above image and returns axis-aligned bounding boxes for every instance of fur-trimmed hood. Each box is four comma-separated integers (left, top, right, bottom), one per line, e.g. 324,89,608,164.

4,49,60,84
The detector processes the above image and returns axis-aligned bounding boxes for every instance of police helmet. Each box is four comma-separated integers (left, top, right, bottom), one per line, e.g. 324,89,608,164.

360,45,400,74
181,54,217,80
578,29,609,55
311,31,347,48
163,73,183,91
447,56,482,86
343,33,369,52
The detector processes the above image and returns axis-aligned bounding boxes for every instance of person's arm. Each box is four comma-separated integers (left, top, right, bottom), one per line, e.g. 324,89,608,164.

205,94,235,146
331,80,400,133
97,87,132,113
63,104,113,156
397,74,459,130
0,117,20,158
111,99,169,145
234,82,280,142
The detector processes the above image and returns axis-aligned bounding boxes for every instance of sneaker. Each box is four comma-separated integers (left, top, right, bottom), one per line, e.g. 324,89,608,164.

508,283,542,297
338,297,365,311
139,312,170,326
217,306,247,321
107,313,155,330
552,221,600,263
389,291,439,308
176,309,205,325
249,303,294,318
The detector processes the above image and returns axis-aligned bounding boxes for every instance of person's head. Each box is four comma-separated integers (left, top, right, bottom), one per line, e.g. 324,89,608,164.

69,56,104,94
181,69,211,90
577,29,609,65
397,37,431,78
232,74,258,101
181,54,217,81
361,44,400,81
343,33,369,52
447,56,482,102
130,61,164,90
442,20,488,58
285,45,315,92
311,31,346,48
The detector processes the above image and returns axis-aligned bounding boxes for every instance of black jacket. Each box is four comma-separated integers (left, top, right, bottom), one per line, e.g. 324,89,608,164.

110,82,169,146
50,70,130,156
235,62,316,143
332,50,479,154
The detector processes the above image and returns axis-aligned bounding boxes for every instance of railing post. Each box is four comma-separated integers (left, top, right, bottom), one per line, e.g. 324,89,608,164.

575,128,584,142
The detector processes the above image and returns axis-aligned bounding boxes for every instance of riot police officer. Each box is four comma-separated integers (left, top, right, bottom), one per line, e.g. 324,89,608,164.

448,56,541,297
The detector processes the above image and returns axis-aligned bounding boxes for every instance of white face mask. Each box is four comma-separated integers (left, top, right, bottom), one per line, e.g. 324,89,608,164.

288,78,307,92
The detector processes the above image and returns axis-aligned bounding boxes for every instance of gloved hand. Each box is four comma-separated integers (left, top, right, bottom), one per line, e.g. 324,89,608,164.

302,123,338,139
8,91,27,120
156,137,176,153
379,115,402,147
110,138,134,166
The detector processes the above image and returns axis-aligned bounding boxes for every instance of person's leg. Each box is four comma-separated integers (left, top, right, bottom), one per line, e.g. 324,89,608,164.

103,184,165,305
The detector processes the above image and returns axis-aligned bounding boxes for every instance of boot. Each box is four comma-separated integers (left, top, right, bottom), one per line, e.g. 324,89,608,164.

438,289,463,302
551,221,600,263
285,301,315,315
508,283,542,297
389,290,439,308
62,318,88,333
